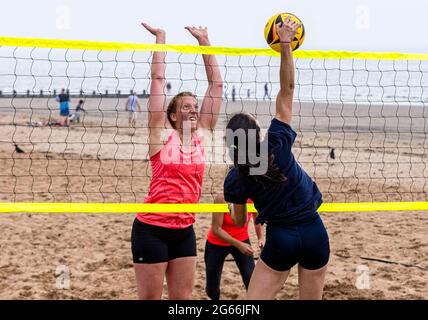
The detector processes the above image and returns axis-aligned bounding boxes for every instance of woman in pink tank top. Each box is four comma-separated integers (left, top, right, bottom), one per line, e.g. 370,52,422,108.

131,22,223,300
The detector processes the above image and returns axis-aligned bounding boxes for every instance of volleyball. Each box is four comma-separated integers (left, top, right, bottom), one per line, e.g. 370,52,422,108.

264,12,305,52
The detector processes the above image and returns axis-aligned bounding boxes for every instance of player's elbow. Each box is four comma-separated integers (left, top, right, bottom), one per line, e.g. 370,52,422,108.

213,81,223,90
214,193,224,204
279,85,294,98
151,72,164,81
283,82,295,94
212,225,222,236
208,82,223,96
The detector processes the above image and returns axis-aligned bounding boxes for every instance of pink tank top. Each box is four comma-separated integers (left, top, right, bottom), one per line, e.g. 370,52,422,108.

137,130,205,229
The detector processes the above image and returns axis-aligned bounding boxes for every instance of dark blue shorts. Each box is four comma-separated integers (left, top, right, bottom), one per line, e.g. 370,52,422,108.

131,219,197,264
260,214,330,271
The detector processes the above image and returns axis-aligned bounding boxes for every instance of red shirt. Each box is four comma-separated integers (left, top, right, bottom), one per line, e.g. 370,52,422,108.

207,200,253,246
137,130,205,229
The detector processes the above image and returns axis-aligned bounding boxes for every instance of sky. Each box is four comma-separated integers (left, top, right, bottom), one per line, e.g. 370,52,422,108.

0,0,427,53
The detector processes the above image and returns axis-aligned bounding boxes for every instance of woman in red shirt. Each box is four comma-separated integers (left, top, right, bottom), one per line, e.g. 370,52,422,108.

205,194,264,300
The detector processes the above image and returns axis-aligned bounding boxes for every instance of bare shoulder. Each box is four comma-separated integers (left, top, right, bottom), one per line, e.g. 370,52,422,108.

195,128,214,146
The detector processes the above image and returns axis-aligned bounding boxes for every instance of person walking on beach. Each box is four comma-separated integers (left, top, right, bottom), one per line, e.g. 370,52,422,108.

205,193,263,300
126,92,142,128
56,89,70,126
232,85,236,102
263,83,271,101
131,22,223,300
224,17,330,300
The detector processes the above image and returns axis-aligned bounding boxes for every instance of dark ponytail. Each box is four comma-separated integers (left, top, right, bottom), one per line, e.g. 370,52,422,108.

226,113,286,184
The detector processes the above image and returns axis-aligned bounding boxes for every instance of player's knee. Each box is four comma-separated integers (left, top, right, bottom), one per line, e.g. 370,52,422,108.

137,287,163,300
214,192,224,204
169,287,193,300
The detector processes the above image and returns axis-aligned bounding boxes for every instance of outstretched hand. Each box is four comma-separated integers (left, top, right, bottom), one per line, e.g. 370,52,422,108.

185,26,209,44
141,22,165,37
276,16,301,44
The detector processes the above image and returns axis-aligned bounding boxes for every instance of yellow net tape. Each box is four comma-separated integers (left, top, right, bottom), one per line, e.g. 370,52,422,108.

1,36,428,60
0,202,427,213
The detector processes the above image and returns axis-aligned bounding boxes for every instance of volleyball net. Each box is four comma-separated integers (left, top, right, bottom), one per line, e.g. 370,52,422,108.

0,37,427,213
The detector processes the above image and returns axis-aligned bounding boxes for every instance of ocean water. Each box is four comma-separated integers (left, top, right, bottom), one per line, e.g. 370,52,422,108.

0,46,427,105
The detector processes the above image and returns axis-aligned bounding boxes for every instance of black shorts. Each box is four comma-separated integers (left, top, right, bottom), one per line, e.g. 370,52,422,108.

261,214,330,271
131,218,197,264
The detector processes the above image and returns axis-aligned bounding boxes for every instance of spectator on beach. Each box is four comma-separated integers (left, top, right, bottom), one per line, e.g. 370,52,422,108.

263,83,271,101
56,89,70,126
126,92,142,128
166,82,172,93
232,86,236,102
69,100,85,124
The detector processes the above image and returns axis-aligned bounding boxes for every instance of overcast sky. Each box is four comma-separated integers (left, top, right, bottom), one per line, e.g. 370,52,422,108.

1,0,427,53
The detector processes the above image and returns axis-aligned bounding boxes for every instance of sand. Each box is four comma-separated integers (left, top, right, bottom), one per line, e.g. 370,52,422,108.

0,97,427,299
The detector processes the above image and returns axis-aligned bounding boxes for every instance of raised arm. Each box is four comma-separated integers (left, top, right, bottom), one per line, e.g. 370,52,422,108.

142,22,167,156
185,26,223,131
275,17,300,125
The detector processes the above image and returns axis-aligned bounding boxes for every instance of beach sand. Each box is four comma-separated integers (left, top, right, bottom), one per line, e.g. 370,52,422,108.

0,98,427,299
